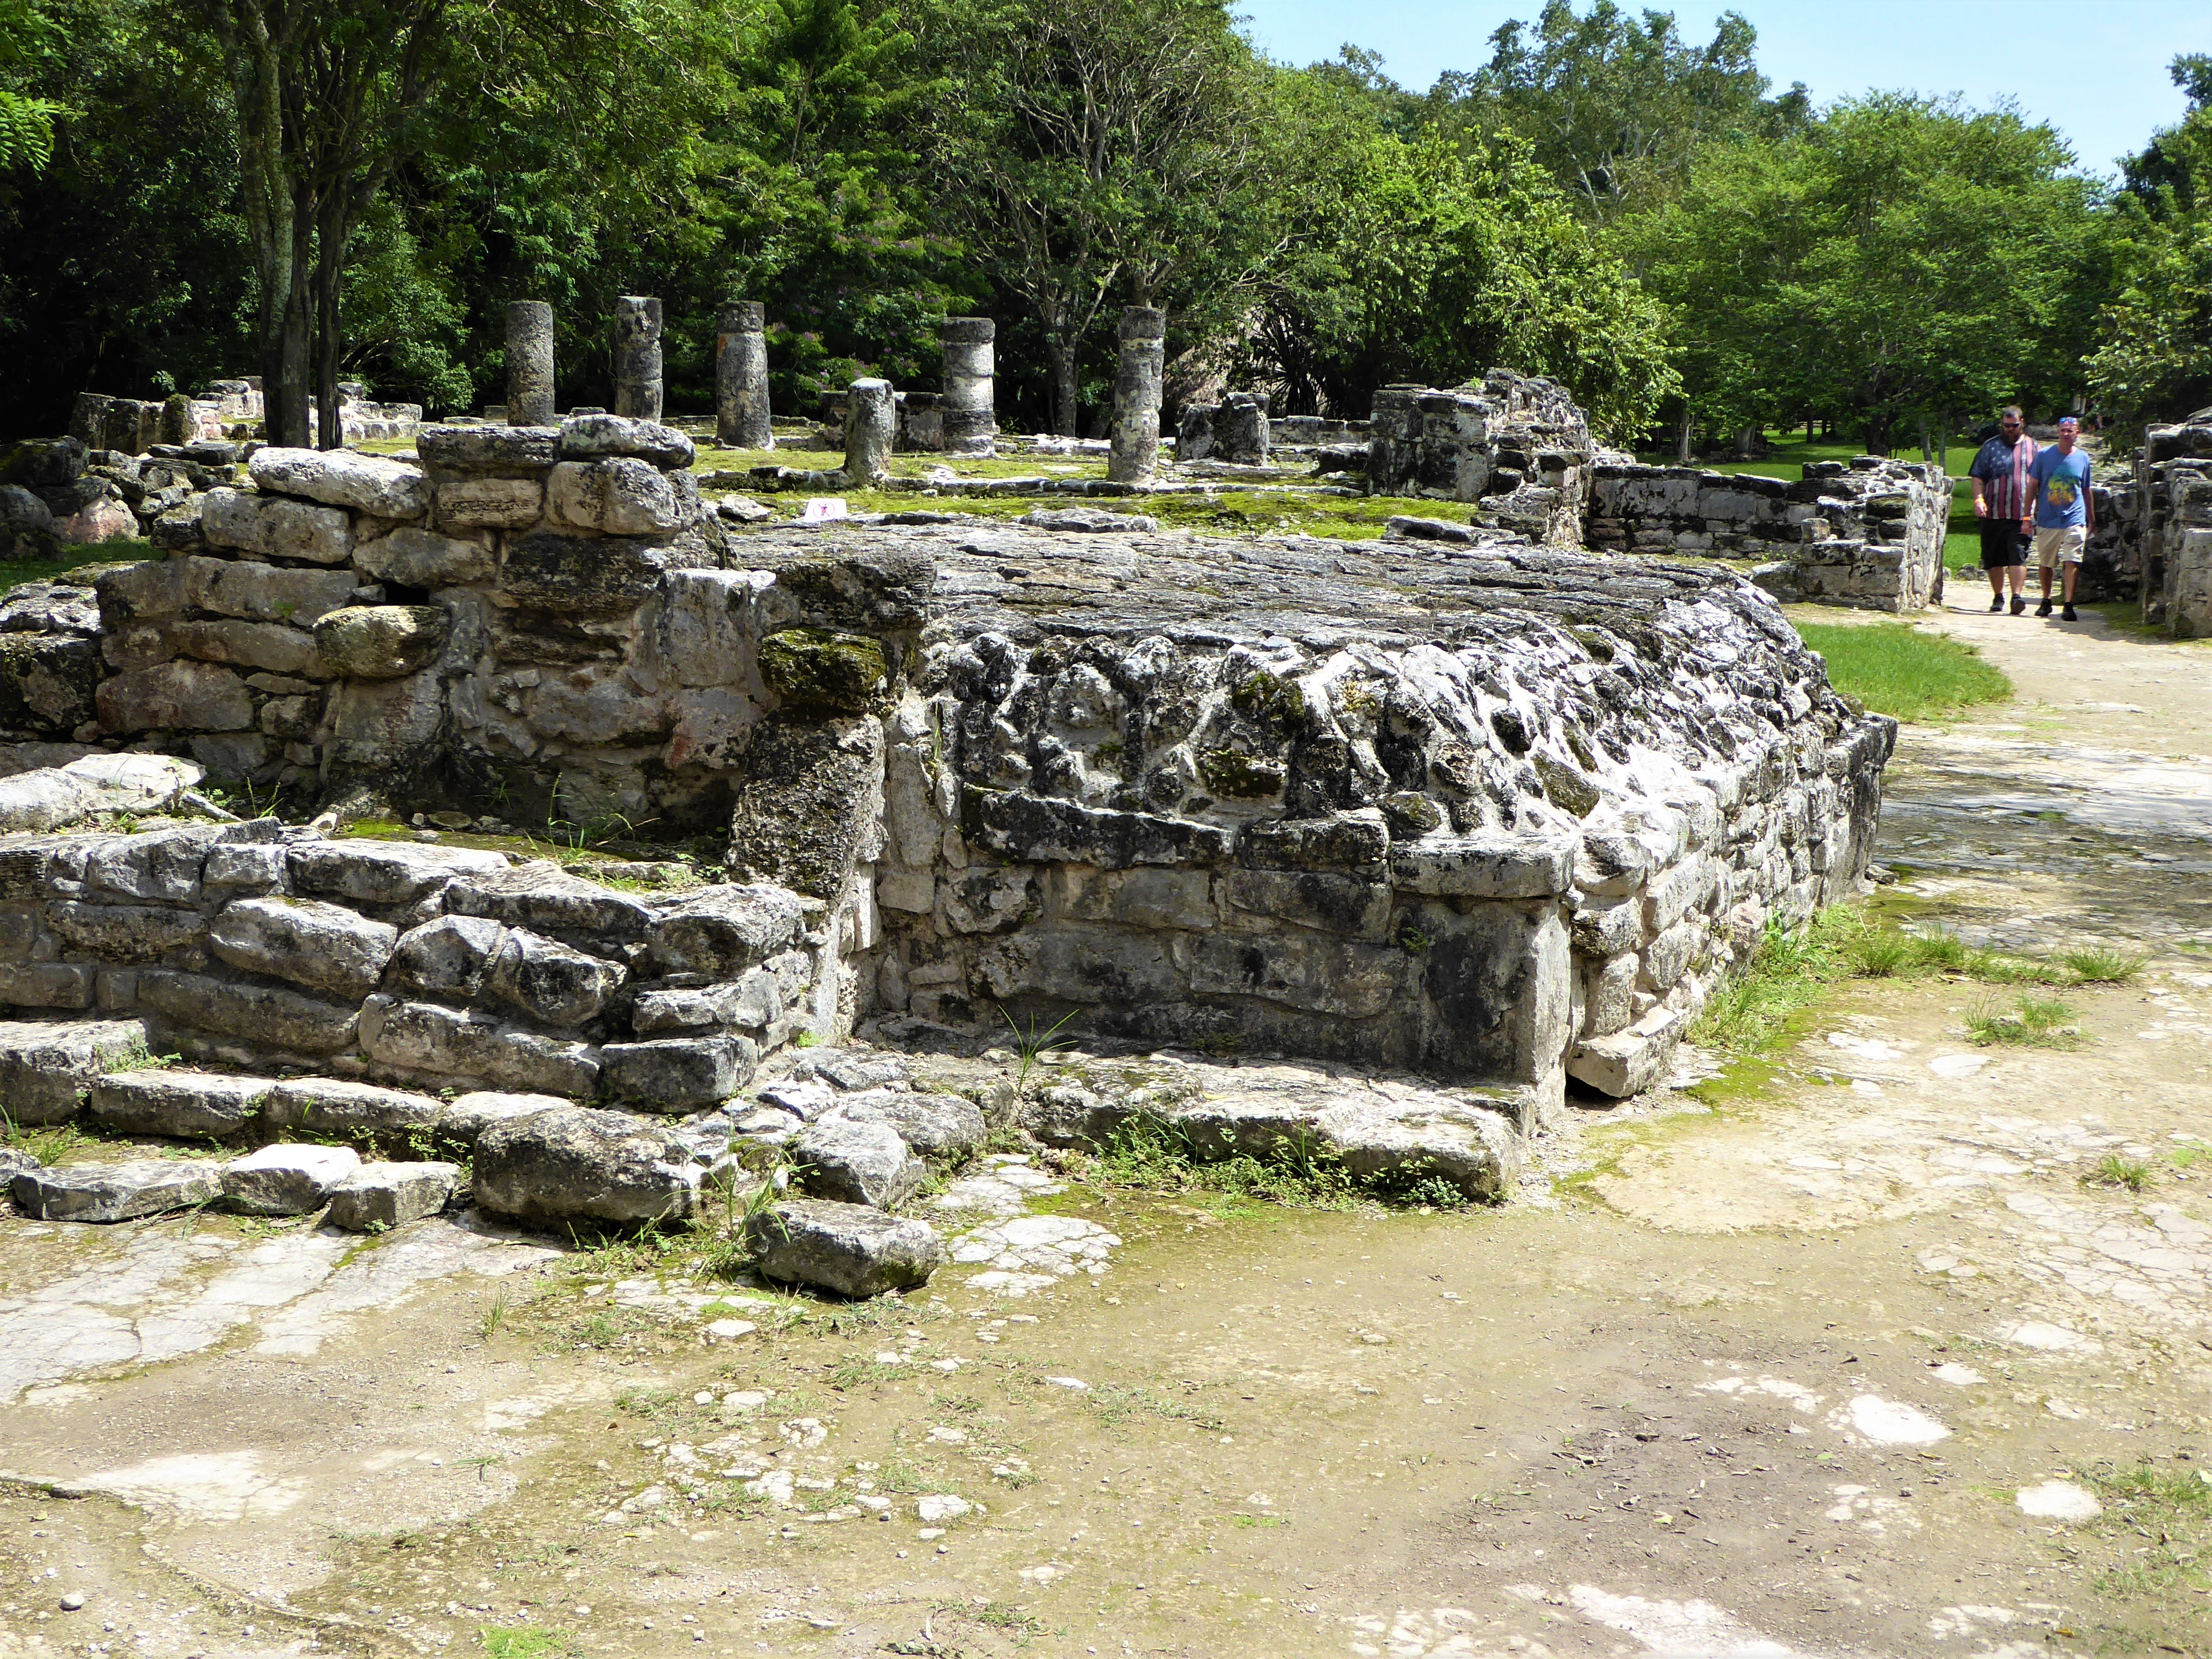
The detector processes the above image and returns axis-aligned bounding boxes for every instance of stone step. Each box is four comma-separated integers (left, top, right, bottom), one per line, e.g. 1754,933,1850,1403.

0,1017,152,1128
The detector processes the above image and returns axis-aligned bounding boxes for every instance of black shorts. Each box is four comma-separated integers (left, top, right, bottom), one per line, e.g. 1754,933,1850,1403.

1979,518,2025,568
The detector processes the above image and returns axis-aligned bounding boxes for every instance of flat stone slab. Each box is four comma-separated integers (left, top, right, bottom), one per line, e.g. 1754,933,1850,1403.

823,1088,984,1162
0,1019,153,1126
86,1070,271,1140
746,1199,945,1297
221,1143,361,1215
0,754,201,834
472,1105,706,1225
322,1161,460,1232
262,1077,443,1144
12,1159,223,1223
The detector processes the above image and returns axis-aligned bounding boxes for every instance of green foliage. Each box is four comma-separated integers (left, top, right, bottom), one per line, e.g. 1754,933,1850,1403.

2083,1152,2154,1193
478,1626,577,1659
1793,620,2011,724
1965,993,2081,1049
1627,94,2101,452
2088,58,2212,428
1086,1110,1478,1210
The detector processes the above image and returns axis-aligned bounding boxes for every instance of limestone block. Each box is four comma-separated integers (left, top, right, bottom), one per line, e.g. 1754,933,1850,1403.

137,969,360,1053
1418,905,1572,1084
964,788,1230,870
0,754,200,835
222,1142,361,1215
1640,918,1698,991
745,1199,943,1297
0,961,94,1010
972,926,1177,1006
354,525,497,588
96,660,253,733
262,1077,444,1141
288,840,507,906
1220,868,1391,941
85,1071,265,1141
174,841,285,897
599,1034,754,1111
631,969,782,1034
1570,896,1649,956
164,619,327,679
522,672,669,745
826,1088,984,1161
1387,831,1575,898
1042,867,1217,933
45,900,205,963
793,1115,925,1208
759,628,887,713
326,672,445,768
1644,853,1717,932
727,713,885,900
434,1089,566,1145
416,425,560,472
444,863,656,942
656,568,774,688
183,555,358,622
385,914,507,999
1567,1002,1695,1098
1237,813,1388,873
86,821,264,904
12,1159,222,1222
0,1016,148,1125
486,927,627,1026
1583,953,1638,1037
0,633,100,733
1185,931,1409,1018
312,606,450,680
662,687,759,770
248,447,427,518
200,488,352,564
207,896,398,1001
500,529,709,616
472,1104,704,1224
941,867,1035,935
359,994,600,1094
557,413,695,469
435,476,543,530
547,458,692,535
324,1160,459,1231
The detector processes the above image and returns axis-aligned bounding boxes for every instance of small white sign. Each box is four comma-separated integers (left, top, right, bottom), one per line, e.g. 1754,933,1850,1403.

799,496,849,524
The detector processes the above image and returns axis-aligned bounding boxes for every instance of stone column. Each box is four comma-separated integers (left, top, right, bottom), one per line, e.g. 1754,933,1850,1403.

716,301,774,450
941,317,997,456
1108,306,1166,484
506,301,556,426
612,295,663,421
843,378,896,483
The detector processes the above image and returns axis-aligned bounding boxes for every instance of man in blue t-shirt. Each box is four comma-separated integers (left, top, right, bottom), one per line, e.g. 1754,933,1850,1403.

2022,415,2094,622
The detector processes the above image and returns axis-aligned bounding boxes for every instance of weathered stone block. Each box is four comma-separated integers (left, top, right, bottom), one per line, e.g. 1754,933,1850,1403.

138,969,360,1053
547,457,693,535
13,1159,221,1222
248,447,427,518
200,488,352,564
435,476,543,529
1186,932,1410,1018
486,927,627,1026
1220,868,1391,940
793,1115,925,1208
355,525,498,589
473,1105,703,1224
288,839,507,906
222,1142,361,1215
359,995,599,1094
760,628,887,712
324,1160,460,1231
96,660,254,733
557,413,695,469
599,1034,754,1110
964,788,1230,870
0,1016,151,1123
385,914,507,1000
313,606,450,680
262,1076,443,1141
0,961,95,1009
208,896,398,1000
745,1199,943,1297
87,1068,270,1138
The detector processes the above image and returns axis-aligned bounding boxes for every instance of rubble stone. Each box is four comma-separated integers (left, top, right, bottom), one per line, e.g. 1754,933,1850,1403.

745,1198,944,1297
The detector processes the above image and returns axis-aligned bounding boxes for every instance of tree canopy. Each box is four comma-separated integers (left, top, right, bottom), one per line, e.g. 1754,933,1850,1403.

0,0,2190,449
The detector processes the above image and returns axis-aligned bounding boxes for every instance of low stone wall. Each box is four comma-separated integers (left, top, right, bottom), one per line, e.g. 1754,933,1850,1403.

1177,393,1270,463
69,381,420,455
1366,372,1596,546
1,434,246,551
1587,456,1949,612
1271,415,1369,448
0,813,825,1110
2141,419,2212,637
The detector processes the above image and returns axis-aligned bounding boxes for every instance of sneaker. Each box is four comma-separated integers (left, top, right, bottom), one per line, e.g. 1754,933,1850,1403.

2036,601,2053,618
2062,604,2078,622
2010,596,2027,615
1988,596,2004,612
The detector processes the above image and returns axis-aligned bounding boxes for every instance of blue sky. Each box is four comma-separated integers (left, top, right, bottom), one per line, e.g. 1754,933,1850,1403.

1237,1,2209,178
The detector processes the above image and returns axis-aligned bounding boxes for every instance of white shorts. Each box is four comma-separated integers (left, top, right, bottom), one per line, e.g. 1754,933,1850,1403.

2034,525,2085,568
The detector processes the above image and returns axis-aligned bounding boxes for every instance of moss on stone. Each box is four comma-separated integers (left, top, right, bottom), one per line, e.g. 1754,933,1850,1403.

1532,753,1600,817
1197,747,1286,798
1229,669,1306,729
759,627,887,713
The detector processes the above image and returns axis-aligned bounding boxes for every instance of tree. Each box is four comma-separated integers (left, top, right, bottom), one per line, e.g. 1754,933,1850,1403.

926,0,1270,434
1433,0,1807,222
2089,56,2212,427
1629,95,2098,455
1235,82,1677,439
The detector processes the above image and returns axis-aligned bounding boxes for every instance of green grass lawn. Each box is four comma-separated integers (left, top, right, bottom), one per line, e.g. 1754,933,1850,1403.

1795,618,2012,723
0,539,152,594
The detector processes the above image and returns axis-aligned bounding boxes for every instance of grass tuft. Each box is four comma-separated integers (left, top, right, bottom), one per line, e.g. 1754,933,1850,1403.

1794,619,2011,724
1965,993,2081,1048
2083,1152,2155,1193
2061,946,2148,984
479,1629,577,1659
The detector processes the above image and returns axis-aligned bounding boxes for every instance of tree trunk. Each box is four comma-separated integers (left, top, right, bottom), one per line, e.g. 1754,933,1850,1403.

1045,336,1078,438
314,199,349,451
1675,404,1692,465
1864,411,1890,457
1805,415,1814,445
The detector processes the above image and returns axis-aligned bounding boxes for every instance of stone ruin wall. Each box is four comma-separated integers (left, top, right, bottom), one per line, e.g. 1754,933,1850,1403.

2136,418,2212,638
1585,457,1951,613
1367,372,1599,547
0,417,1896,1124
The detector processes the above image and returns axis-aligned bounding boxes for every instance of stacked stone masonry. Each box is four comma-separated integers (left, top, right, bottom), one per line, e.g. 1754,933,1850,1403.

1587,456,1950,613
2138,418,2212,637
1368,372,1598,547
0,379,1896,1211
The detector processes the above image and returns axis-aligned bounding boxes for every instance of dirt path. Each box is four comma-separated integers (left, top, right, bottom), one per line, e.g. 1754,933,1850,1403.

6,592,2212,1659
